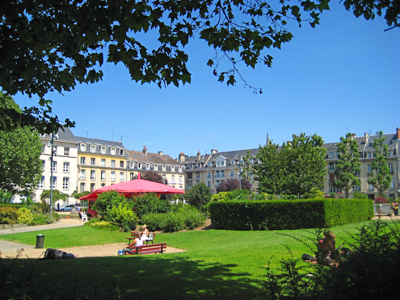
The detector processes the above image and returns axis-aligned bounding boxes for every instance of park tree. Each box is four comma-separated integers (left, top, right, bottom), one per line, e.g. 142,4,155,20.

241,150,254,182
367,131,391,196
333,132,361,198
0,92,42,195
186,182,212,213
1,1,398,134
216,178,252,193
254,133,326,196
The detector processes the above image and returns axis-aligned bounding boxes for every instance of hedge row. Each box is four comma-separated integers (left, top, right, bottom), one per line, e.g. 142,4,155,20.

209,198,373,230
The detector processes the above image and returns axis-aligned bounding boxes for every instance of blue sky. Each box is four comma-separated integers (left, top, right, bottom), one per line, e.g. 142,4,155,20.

15,2,399,160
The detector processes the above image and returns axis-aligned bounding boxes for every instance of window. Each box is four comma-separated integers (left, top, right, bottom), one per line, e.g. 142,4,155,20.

216,180,220,187
216,171,220,178
367,164,372,174
250,158,254,164
138,162,142,169
52,146,57,154
196,173,200,180
230,160,235,165
63,177,69,190
207,172,211,179
111,148,116,155
207,162,212,167
329,163,335,171
187,182,192,188
41,145,45,153
111,160,115,167
354,168,360,176
207,181,211,187
353,185,361,191
154,164,158,170
90,183,95,191
390,179,395,190
388,151,392,157
221,170,225,178
42,160,45,170
179,176,182,182
101,183,105,187
179,166,182,172
130,173,135,180
101,159,106,166
172,175,175,182
146,163,149,169
80,144,86,151
90,170,95,180
120,172,124,181
329,151,334,157
101,171,106,181
51,177,56,189
80,169,86,180
80,157,86,164
162,165,166,171
51,161,57,172
329,185,335,193
90,145,96,153
80,183,85,192
230,170,235,178
91,157,96,165
101,147,106,154
368,152,372,158
120,161,124,168
111,171,115,181
120,149,124,155
38,177,44,189
388,163,393,174
368,184,374,191
63,162,69,172
64,147,69,156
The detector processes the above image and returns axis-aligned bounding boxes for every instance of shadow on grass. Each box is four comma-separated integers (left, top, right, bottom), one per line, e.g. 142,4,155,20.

1,254,265,300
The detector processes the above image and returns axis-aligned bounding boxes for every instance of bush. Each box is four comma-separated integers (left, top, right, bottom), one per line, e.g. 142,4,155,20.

108,203,138,232
17,207,33,224
162,211,185,232
86,220,120,231
373,197,388,204
141,212,167,231
183,210,206,230
93,191,128,220
132,193,171,219
0,207,18,224
29,213,53,225
263,219,400,299
185,182,212,213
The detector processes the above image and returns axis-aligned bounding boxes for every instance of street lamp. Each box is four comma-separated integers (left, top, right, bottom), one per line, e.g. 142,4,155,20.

48,133,57,216
237,157,243,190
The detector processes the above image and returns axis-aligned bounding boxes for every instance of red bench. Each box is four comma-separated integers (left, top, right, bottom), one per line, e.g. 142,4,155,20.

124,243,167,255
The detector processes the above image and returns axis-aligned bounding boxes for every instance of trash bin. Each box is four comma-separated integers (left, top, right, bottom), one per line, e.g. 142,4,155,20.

36,234,45,248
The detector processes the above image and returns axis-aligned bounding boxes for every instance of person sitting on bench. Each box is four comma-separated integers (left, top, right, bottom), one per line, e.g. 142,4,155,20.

140,224,149,242
123,231,143,254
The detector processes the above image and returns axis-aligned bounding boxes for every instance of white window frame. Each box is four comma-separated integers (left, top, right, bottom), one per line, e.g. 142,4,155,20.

64,147,69,156
120,172,124,181
80,169,86,180
101,159,106,166
80,157,86,164
51,161,57,172
90,170,96,180
63,177,69,190
63,162,69,173
101,170,106,181
38,177,44,189
90,145,96,153
101,147,106,154
111,148,116,155
91,157,96,165
80,144,86,151
111,160,115,167
111,171,116,181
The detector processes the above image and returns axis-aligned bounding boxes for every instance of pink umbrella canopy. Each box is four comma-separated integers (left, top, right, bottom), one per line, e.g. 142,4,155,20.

80,173,185,201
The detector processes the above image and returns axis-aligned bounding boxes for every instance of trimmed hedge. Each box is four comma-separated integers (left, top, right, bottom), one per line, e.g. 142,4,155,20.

209,198,373,230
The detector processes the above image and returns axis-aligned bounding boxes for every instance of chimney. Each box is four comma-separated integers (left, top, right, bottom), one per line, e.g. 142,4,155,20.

364,132,368,143
351,133,356,140
397,127,400,140
197,150,201,161
158,151,163,156
178,152,186,163
143,145,147,156
211,149,218,155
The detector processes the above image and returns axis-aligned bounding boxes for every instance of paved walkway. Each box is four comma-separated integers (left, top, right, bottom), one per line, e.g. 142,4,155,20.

0,218,84,254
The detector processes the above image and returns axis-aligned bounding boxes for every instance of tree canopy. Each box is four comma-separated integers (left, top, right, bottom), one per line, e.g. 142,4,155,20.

333,132,361,198
254,133,327,196
0,92,42,195
216,178,252,193
1,0,398,133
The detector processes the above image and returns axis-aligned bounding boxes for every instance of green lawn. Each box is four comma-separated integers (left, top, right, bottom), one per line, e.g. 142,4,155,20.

0,220,388,299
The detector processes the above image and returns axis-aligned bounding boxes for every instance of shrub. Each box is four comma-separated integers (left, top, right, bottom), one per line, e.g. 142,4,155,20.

93,191,128,220
141,213,166,231
132,193,171,219
353,192,369,199
86,220,120,231
16,207,33,224
183,210,206,230
185,182,212,213
0,207,18,224
108,203,138,232
162,211,185,232
373,197,388,204
29,213,53,225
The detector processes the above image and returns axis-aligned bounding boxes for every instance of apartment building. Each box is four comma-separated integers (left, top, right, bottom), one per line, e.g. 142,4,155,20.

127,146,185,190
183,128,400,199
324,129,400,200
76,137,127,192
180,149,259,194
35,127,78,205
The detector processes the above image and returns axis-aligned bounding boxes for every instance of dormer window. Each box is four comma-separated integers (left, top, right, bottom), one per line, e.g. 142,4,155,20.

80,144,86,151
101,147,106,154
162,165,166,171
230,160,235,165
207,162,211,167
171,166,175,171
111,148,116,155
90,145,96,153
120,149,124,155
329,151,334,157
